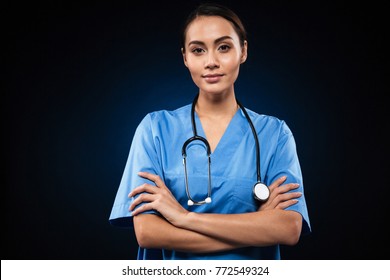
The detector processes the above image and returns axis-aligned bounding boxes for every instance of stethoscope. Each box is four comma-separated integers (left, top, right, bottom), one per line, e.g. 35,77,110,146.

181,94,270,206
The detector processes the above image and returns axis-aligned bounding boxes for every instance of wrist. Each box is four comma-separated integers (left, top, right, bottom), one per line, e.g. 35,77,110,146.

176,210,197,230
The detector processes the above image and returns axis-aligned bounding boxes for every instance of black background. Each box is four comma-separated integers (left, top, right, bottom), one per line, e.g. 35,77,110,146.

3,0,387,260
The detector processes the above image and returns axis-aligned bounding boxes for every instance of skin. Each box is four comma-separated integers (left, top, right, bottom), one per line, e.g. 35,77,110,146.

129,16,303,253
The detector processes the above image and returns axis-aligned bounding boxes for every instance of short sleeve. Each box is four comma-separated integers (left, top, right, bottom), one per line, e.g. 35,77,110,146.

266,121,311,236
108,113,162,228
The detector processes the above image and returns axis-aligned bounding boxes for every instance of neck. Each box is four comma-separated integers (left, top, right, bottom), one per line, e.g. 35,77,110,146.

195,91,238,118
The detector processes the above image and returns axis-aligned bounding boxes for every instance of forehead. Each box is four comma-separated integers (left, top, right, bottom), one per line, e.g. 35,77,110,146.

185,16,239,43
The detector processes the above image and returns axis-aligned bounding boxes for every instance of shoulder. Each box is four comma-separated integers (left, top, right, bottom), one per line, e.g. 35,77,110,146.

144,104,191,123
244,108,292,136
137,104,191,132
148,104,190,120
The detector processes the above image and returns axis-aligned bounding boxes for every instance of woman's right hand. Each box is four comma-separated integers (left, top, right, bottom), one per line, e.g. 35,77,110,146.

258,176,302,211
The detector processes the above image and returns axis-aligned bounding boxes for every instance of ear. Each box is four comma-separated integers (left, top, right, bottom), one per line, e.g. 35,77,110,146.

240,40,248,64
181,48,188,68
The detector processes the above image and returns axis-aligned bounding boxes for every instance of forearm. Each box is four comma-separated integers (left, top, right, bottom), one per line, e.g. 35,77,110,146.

133,214,244,253
178,209,302,247
131,173,303,249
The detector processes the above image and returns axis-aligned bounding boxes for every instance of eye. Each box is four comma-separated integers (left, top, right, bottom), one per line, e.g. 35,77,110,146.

191,47,204,55
218,44,231,52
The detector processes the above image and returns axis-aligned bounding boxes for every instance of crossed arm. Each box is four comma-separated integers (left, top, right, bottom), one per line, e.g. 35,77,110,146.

130,172,302,254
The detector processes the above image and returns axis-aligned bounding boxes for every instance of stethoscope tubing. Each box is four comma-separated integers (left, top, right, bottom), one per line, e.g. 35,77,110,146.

182,93,267,205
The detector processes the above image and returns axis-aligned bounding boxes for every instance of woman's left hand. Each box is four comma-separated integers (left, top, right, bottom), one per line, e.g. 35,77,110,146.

128,171,189,227
258,176,302,211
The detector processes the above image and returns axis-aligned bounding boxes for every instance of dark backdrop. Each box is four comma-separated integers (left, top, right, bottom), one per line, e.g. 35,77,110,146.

3,0,387,259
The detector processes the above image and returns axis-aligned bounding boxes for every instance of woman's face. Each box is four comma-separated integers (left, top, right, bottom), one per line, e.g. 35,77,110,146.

182,16,247,96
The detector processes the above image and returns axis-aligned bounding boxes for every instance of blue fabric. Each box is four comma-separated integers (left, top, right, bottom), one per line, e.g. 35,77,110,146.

109,103,311,259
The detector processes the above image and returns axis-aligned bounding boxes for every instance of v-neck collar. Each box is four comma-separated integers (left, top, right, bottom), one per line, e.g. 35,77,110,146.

194,108,247,156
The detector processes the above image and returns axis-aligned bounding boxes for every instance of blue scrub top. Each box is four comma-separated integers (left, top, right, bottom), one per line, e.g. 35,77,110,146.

109,103,311,260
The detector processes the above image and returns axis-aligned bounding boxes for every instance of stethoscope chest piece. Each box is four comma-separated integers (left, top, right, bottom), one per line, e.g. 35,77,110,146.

253,182,270,202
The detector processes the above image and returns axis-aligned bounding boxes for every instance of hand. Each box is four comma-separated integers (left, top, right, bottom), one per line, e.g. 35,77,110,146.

258,176,302,211
128,171,189,227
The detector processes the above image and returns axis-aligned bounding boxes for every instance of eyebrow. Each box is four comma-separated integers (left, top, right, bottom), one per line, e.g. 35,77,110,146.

187,36,234,47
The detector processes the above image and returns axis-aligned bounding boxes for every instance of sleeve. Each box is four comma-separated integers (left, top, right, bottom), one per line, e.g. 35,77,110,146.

265,121,311,236
108,113,162,228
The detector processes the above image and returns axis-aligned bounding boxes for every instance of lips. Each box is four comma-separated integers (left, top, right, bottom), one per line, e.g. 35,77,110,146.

202,73,224,83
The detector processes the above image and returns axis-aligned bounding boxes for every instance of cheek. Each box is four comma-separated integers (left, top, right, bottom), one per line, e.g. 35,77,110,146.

186,60,203,83
227,59,242,81
220,55,241,72
186,58,202,74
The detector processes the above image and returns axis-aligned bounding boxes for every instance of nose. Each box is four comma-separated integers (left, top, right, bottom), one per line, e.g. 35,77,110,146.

205,51,219,69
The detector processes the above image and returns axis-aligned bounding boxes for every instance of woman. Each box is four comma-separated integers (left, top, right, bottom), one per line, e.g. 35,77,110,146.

109,3,311,260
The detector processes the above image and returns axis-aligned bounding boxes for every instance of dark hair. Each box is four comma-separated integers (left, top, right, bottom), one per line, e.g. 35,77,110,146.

181,3,247,51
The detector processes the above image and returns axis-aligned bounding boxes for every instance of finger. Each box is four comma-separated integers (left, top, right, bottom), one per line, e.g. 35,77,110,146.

138,172,165,188
267,189,301,209
272,183,300,197
270,191,301,208
275,199,299,210
131,202,155,216
268,176,287,191
129,193,155,211
128,183,157,198
277,191,302,202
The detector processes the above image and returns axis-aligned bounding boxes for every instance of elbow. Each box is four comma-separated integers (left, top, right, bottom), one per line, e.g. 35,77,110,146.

133,215,155,249
284,224,300,246
135,227,150,249
283,212,302,246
